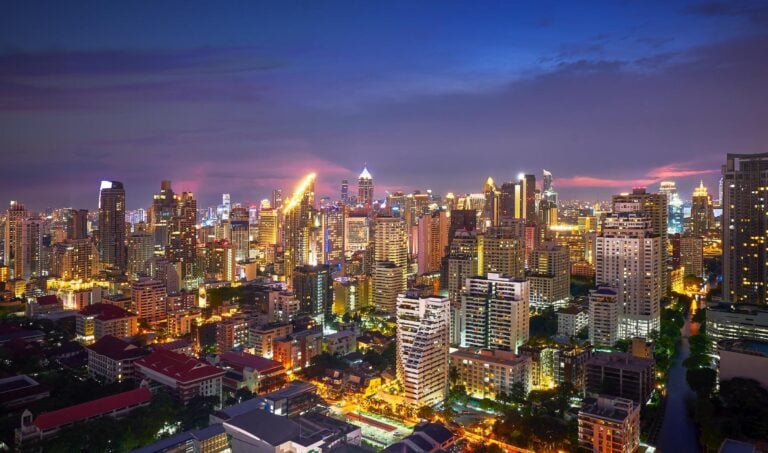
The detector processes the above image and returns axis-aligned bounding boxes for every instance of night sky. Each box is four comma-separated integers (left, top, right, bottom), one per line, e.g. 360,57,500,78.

2,1,767,210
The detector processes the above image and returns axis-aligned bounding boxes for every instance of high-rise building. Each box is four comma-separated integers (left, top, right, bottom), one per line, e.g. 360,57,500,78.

340,179,349,203
678,235,704,278
127,225,154,279
373,215,407,269
217,193,231,221
723,153,768,305
612,187,668,293
585,352,655,404
690,180,715,237
283,173,316,281
98,181,126,273
542,169,558,205
461,273,529,353
50,238,99,281
3,201,28,280
450,348,531,400
67,209,88,240
322,204,345,264
396,291,450,407
417,211,448,274
520,174,537,224
589,287,620,347
482,177,499,228
595,213,661,339
292,264,333,321
257,205,278,247
150,180,177,250
167,191,197,279
372,261,404,315
447,229,483,341
344,214,369,254
578,396,640,453
483,226,524,279
131,277,167,324
358,166,374,206
21,217,43,279
528,242,570,309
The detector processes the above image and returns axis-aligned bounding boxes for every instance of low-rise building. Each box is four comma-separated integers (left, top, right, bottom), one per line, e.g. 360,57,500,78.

585,352,655,404
707,303,768,346
216,315,250,353
86,335,149,383
273,329,322,371
718,339,768,388
75,303,139,343
131,424,228,453
217,351,287,394
557,305,588,338
578,396,640,453
323,330,357,356
25,295,63,317
263,380,319,417
382,422,456,453
450,348,531,399
249,322,293,360
135,349,225,404
0,375,50,410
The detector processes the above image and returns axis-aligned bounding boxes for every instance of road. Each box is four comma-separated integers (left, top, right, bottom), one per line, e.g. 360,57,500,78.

656,302,701,452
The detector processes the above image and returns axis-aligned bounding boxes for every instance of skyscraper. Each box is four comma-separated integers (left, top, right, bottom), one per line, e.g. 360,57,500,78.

528,241,571,309
150,180,177,250
373,261,404,315
358,166,374,206
167,191,197,280
461,273,530,353
67,209,88,240
542,169,558,205
340,179,349,203
483,225,524,279
595,213,661,339
416,211,449,274
689,181,714,236
722,153,768,304
293,264,333,322
283,173,316,281
520,174,537,224
482,177,499,228
98,181,126,273
3,201,28,280
128,224,154,279
396,290,450,407
373,214,408,270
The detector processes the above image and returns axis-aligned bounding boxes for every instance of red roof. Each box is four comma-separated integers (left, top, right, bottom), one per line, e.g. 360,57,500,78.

86,336,148,361
35,295,60,306
33,387,151,431
78,303,136,321
219,351,284,374
136,350,225,383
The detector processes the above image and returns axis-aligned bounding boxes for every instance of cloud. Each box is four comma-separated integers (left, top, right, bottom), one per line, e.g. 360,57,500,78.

558,164,718,189
684,1,768,25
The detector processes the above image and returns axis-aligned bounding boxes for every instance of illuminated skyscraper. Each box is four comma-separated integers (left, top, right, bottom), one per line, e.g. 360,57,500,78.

483,225,524,279
217,193,231,221
341,179,349,203
293,264,333,321
520,174,537,224
595,213,661,339
3,201,28,279
396,291,450,407
167,191,197,280
690,181,714,236
373,261,404,314
283,173,316,281
417,211,449,274
98,181,126,273
21,217,43,279
482,177,499,228
322,204,345,264
528,241,570,309
50,238,99,281
150,180,177,250
659,181,683,234
128,224,154,279
373,214,407,270
542,169,558,205
257,204,278,247
723,153,768,305
358,166,374,206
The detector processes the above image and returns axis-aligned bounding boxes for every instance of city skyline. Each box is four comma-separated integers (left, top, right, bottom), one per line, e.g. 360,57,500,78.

3,1,768,209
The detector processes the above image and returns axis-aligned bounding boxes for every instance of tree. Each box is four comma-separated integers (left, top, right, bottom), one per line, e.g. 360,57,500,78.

509,382,527,405
417,405,435,420
686,367,716,398
692,308,707,324
449,365,459,385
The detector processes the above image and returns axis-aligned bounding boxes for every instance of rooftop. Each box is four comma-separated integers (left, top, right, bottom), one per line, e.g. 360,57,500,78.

79,303,136,321
87,335,148,361
224,409,299,446
135,349,224,383
579,396,635,423
35,295,60,306
450,348,528,367
587,352,654,371
718,339,768,358
219,351,285,374
263,380,316,401
33,387,151,431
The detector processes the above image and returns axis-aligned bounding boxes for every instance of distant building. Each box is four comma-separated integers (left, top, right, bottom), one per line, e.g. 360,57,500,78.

450,348,531,399
578,396,640,453
585,352,655,404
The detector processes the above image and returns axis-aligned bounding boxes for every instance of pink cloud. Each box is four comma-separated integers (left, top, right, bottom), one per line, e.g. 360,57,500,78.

558,162,718,188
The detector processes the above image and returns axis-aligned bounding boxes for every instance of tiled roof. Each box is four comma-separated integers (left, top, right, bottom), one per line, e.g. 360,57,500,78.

136,349,224,383
33,387,151,431
86,335,147,361
219,351,284,374
78,303,136,321
35,295,60,306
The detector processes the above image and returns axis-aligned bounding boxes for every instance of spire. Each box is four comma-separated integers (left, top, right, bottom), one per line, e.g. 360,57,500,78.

359,165,372,180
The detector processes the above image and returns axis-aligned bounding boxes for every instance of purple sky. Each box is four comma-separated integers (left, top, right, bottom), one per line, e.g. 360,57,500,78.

1,1,767,210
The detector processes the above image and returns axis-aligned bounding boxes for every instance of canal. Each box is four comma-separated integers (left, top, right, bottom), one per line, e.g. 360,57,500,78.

656,301,701,452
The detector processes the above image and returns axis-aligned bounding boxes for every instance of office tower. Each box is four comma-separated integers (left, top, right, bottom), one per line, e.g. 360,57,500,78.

450,348,531,400
67,209,88,240
358,166,374,206
612,187,668,293
690,181,714,236
98,181,126,273
127,225,154,279
150,180,177,250
416,211,448,274
167,191,197,280
589,287,620,347
230,219,249,262
483,225,524,279
585,352,655,404
283,173,316,281
271,189,283,210
723,153,768,304
200,240,237,282
498,181,516,222
528,241,570,309
447,229,483,307
341,179,349,203
578,396,640,453
482,177,499,227
217,193,231,221
131,277,167,324
373,261,404,314
258,205,278,248
461,273,530,353
3,201,28,279
322,204,345,264
396,291,450,407
344,213,369,254
542,169,558,205
373,213,407,277
520,174,537,224
595,213,661,339
50,238,99,281
292,264,333,321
